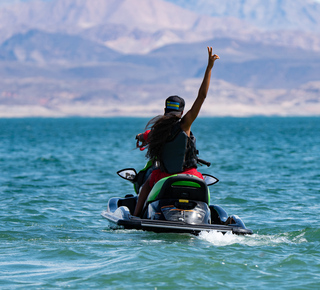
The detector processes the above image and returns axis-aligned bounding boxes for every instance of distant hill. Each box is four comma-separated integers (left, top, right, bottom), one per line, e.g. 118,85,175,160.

0,29,120,63
2,32,319,89
0,0,319,117
165,0,320,32
1,0,320,53
2,0,319,33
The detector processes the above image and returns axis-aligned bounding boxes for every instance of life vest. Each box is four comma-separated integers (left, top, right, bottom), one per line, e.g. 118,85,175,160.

160,122,198,174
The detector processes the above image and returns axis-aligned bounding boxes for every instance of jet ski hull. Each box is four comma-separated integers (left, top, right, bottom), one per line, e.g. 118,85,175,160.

102,171,253,235
101,198,253,235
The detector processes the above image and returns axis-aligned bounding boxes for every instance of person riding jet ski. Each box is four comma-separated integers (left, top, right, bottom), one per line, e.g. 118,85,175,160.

134,47,220,217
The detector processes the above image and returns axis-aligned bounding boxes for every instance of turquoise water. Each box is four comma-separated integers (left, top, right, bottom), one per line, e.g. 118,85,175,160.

1,117,319,289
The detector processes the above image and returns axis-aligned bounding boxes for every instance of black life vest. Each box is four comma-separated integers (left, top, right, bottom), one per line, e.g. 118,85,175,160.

160,122,198,174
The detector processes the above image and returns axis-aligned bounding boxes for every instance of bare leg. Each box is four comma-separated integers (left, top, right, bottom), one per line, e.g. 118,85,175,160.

133,175,152,217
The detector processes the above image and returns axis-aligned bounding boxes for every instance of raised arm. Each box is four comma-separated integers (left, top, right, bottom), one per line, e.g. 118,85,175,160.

181,47,219,135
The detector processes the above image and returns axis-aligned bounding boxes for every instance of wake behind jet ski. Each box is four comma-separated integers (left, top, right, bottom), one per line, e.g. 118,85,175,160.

101,166,253,235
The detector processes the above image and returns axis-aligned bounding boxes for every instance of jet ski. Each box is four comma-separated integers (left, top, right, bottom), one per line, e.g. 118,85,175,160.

101,164,252,235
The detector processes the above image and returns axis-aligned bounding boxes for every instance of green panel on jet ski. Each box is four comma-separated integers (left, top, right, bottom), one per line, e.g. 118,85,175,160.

147,174,210,204
147,175,174,202
171,181,201,188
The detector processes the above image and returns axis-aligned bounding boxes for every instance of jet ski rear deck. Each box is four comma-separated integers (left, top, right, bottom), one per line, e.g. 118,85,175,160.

101,186,253,236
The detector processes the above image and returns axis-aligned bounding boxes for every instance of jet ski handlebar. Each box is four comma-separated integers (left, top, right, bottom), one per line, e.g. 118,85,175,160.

197,158,211,167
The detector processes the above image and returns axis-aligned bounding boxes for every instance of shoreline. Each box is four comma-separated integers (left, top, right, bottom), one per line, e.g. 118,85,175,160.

1,103,320,118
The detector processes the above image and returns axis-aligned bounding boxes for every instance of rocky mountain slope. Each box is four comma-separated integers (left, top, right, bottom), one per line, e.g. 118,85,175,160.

0,0,319,117
165,0,320,32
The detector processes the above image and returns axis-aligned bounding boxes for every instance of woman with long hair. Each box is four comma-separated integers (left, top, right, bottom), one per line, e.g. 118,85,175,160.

134,47,219,217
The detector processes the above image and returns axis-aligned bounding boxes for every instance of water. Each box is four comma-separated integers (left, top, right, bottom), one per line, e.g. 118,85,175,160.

1,117,319,289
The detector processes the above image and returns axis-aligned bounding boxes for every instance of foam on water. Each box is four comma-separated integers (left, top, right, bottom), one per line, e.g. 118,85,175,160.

198,230,308,247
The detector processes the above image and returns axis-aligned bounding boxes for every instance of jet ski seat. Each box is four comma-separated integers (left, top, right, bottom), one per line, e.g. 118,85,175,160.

155,175,208,204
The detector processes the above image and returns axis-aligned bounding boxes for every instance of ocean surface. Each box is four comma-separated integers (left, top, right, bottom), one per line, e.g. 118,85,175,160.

1,117,319,289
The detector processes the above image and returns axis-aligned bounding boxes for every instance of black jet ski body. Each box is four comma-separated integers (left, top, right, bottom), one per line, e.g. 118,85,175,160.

101,167,252,235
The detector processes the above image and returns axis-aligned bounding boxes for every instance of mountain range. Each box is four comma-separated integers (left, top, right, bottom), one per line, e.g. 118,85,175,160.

0,0,319,117
165,0,320,32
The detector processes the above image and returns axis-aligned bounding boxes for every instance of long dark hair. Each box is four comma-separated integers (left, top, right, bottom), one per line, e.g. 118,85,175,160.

145,114,180,160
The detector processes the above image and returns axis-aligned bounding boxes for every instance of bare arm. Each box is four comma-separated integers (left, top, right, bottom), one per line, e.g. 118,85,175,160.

181,47,219,135
133,175,152,216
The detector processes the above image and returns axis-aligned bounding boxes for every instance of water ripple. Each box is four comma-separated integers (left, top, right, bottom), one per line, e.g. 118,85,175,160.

1,117,320,289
